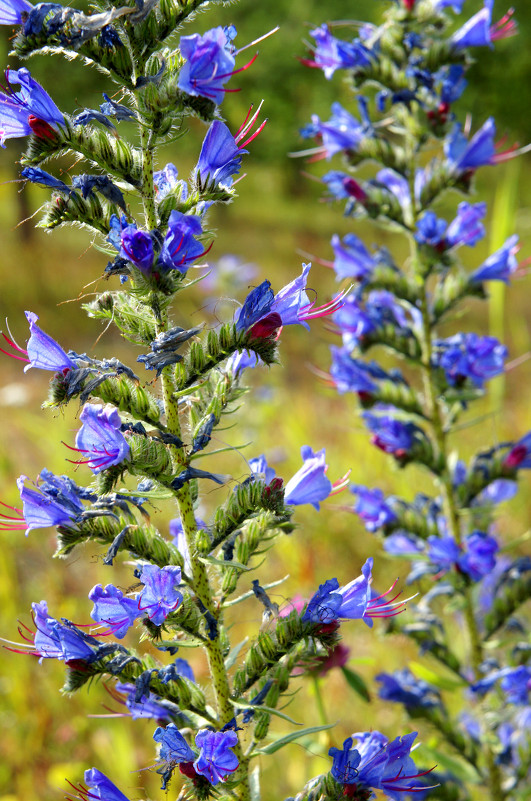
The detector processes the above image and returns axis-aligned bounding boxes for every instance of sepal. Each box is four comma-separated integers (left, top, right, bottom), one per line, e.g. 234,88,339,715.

84,292,159,346
173,324,278,392
21,119,143,189
483,571,531,640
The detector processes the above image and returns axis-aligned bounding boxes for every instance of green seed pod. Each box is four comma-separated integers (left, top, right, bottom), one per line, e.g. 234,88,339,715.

253,710,271,741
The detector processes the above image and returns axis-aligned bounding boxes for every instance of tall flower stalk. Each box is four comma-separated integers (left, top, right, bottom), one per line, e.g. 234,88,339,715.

298,2,530,800
0,1,429,800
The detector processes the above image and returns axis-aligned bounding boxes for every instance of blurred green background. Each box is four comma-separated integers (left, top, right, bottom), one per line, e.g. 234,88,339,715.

1,1,531,799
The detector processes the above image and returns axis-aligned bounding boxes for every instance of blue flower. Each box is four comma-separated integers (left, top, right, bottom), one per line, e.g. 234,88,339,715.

375,168,412,220
303,24,371,79
0,67,63,146
159,210,204,272
376,668,442,709
304,558,407,628
451,2,516,50
322,171,368,201
249,454,276,485
196,119,249,189
504,431,531,470
88,584,141,638
138,564,182,626
24,310,76,372
14,471,85,535
120,226,154,272
178,26,237,104
329,731,432,800
458,531,499,581
331,232,376,280
446,201,487,247
31,600,98,663
305,102,369,159
114,682,177,720
154,163,187,201
21,166,71,193
434,0,466,11
469,235,519,284
0,0,32,25
194,729,239,785
415,211,447,248
434,333,507,388
75,403,130,474
154,722,195,764
329,346,393,396
350,485,397,532
83,768,131,801
445,118,496,172
225,349,262,375
284,445,334,510
362,412,417,457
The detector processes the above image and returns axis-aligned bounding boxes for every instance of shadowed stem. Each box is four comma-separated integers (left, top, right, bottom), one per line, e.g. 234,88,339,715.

414,245,505,801
139,104,250,801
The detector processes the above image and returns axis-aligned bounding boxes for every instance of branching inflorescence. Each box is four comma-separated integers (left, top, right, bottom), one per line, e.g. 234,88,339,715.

0,0,441,800
296,2,530,801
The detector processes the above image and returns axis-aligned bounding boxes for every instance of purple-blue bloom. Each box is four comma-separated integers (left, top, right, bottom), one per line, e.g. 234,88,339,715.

114,682,177,720
451,1,516,50
329,731,430,799
306,102,368,159
120,226,154,272
0,0,32,25
331,232,376,281
178,26,237,104
197,119,245,188
350,485,397,532
194,729,239,785
249,454,276,485
469,235,519,284
75,403,130,474
23,310,76,373
446,201,487,247
329,346,377,395
458,531,499,581
154,163,186,201
154,722,195,764
16,471,85,535
83,768,131,801
138,564,182,626
303,558,406,628
434,332,507,388
445,118,496,172
0,67,63,146
304,24,371,79
88,584,141,639
415,212,447,248
31,600,97,663
284,445,333,510
376,668,442,709
363,412,417,457
159,210,204,272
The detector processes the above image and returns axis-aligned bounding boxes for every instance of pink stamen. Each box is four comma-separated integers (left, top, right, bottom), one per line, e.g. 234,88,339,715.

235,104,254,137
330,470,351,495
490,8,517,41
213,52,259,81
0,345,29,363
240,118,268,149
368,578,399,604
2,331,28,354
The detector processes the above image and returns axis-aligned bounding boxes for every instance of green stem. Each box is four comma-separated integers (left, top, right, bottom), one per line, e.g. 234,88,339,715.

312,675,328,727
138,108,250,801
414,249,505,801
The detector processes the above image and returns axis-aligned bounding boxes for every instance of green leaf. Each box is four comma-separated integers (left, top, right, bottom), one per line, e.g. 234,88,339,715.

225,638,249,670
231,700,299,725
410,661,466,691
417,744,482,784
198,555,252,571
254,723,337,755
341,666,371,702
